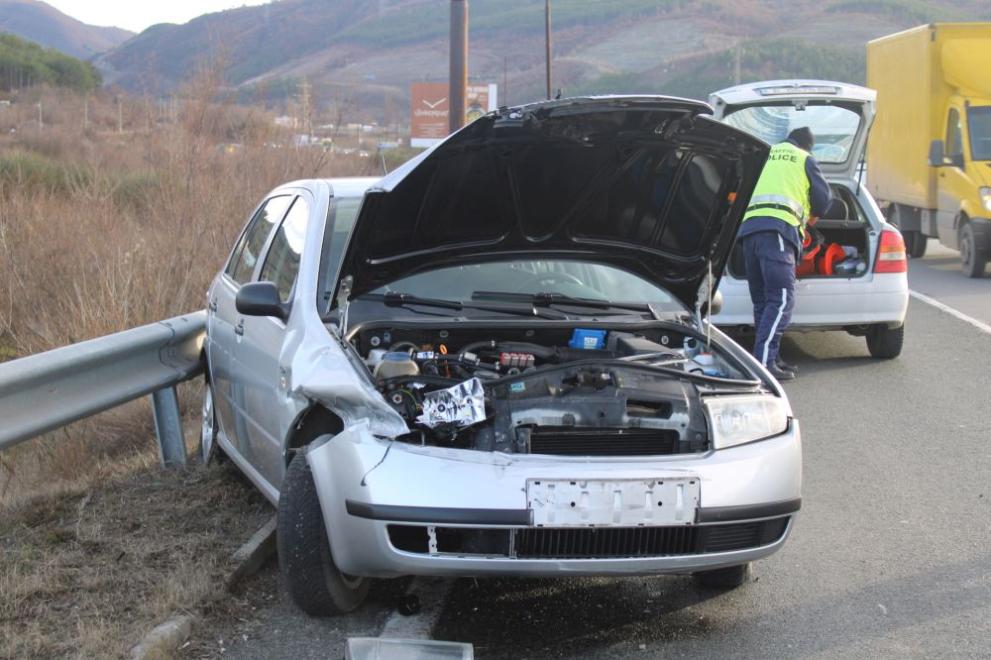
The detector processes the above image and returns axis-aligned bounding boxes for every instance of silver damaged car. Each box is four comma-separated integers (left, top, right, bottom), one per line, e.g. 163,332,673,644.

202,96,803,616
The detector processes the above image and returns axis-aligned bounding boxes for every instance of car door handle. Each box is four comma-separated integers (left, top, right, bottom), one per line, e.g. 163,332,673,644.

208,299,218,312
234,321,244,336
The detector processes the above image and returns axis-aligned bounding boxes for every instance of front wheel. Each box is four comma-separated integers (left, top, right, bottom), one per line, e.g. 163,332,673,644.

277,450,369,616
693,563,751,590
200,383,219,464
866,323,904,359
960,223,988,278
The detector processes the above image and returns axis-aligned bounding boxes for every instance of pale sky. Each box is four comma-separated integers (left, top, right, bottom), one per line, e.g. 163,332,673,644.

45,0,275,33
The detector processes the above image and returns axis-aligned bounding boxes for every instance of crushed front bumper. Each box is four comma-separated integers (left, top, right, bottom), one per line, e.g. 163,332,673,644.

306,422,802,578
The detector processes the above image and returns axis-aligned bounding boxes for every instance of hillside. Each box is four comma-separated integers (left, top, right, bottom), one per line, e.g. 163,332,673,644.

0,32,101,91
99,0,991,118
0,0,132,59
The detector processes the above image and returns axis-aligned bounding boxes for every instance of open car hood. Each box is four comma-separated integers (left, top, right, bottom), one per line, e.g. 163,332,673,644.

336,96,768,311
709,80,876,180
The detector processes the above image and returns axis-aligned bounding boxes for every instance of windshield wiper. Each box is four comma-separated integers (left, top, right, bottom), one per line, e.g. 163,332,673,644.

472,291,653,313
366,292,568,319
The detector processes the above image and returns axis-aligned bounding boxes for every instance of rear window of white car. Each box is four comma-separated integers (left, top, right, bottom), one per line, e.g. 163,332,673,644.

722,104,861,164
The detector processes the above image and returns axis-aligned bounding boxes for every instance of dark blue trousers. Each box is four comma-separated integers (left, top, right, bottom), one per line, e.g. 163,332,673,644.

742,231,796,367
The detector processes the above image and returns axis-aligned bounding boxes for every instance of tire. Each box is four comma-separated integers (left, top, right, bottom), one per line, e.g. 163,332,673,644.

694,563,751,590
959,222,988,278
200,383,219,465
866,323,904,359
277,450,369,616
905,231,927,259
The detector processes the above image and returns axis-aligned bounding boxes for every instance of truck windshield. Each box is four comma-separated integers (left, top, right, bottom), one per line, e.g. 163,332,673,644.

968,107,991,161
722,104,861,164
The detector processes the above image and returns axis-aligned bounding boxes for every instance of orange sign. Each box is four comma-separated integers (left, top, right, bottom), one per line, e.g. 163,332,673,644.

410,82,450,143
410,82,498,147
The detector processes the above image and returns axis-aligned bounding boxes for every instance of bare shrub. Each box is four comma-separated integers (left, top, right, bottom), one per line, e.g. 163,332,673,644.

0,73,378,499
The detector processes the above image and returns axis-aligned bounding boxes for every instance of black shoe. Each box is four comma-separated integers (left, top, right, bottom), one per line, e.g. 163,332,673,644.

767,365,796,381
776,359,798,374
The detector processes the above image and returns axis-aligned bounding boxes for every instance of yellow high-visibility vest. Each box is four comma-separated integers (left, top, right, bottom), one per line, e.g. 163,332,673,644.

743,141,812,235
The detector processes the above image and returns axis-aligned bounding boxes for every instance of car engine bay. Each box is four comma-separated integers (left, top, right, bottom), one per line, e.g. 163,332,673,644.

347,324,754,457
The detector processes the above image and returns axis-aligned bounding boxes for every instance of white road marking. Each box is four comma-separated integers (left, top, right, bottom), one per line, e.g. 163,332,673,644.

909,289,991,336
378,576,453,640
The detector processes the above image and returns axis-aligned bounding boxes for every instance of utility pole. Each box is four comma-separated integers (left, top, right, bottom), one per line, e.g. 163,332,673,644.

116,95,123,134
733,42,742,85
545,0,552,100
299,77,312,139
449,0,468,134
36,101,42,130
83,96,89,131
503,55,508,107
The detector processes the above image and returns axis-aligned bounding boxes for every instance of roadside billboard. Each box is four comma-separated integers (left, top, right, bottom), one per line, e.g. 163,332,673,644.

410,82,498,148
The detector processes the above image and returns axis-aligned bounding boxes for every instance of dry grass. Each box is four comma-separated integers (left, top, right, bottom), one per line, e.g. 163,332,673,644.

0,77,379,501
0,453,272,659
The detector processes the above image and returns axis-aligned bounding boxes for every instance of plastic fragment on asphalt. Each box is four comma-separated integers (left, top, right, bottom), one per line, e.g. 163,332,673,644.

346,638,474,659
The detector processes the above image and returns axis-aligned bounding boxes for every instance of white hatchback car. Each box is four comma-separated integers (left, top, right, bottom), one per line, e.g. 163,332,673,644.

708,80,909,358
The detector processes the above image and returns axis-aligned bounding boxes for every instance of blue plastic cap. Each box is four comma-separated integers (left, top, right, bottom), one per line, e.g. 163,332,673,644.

569,329,607,350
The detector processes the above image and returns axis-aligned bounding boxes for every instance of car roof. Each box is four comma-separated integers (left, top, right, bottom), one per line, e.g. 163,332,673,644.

710,79,876,106
270,177,382,199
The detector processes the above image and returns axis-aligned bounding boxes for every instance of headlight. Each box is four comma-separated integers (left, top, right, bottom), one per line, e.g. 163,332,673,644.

704,395,789,450
981,187,991,213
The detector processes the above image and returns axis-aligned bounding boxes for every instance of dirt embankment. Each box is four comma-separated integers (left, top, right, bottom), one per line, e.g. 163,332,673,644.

0,459,272,658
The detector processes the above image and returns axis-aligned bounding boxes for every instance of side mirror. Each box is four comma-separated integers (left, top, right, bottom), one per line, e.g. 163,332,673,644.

928,139,947,167
236,281,288,321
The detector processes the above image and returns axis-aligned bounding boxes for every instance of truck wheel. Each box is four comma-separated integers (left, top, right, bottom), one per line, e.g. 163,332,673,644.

277,450,369,616
959,223,987,278
693,563,751,590
866,324,904,359
905,231,927,259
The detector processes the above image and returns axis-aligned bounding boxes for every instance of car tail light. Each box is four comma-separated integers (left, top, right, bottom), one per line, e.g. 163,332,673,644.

875,229,907,273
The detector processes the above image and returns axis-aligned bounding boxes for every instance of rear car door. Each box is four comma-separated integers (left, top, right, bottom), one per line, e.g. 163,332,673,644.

234,192,313,489
208,194,293,455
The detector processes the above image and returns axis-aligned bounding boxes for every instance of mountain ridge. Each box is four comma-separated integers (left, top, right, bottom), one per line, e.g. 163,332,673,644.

0,0,132,59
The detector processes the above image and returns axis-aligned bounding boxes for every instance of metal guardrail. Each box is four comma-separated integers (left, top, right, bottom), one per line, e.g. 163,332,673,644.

0,311,206,466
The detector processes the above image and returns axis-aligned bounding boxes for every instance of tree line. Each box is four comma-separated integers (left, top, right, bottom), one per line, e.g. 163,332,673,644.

0,33,102,93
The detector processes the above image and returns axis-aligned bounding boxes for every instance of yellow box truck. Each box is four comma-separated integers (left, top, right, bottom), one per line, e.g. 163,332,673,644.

867,23,991,277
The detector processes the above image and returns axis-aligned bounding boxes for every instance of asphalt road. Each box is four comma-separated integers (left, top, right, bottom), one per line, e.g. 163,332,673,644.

211,262,990,660
908,239,991,324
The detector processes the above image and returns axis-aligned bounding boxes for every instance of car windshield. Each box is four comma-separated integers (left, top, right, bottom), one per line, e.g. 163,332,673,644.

723,104,861,163
968,106,991,161
364,260,683,311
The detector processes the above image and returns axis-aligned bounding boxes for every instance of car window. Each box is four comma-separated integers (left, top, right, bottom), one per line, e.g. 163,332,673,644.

226,195,293,285
946,108,963,158
317,197,363,313
968,106,991,161
367,259,681,310
722,104,861,164
260,196,311,303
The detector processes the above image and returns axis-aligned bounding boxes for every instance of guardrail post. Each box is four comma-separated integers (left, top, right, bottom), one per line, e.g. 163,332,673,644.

152,386,187,467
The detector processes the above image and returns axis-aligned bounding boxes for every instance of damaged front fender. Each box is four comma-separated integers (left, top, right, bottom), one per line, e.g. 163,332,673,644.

292,339,408,438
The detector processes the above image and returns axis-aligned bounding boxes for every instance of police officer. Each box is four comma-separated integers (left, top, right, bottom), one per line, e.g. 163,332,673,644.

738,127,832,381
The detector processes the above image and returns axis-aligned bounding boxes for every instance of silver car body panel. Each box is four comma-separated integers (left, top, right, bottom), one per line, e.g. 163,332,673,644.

306,417,800,577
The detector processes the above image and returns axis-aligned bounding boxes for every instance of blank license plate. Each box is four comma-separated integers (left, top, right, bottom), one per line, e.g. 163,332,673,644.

527,478,700,527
